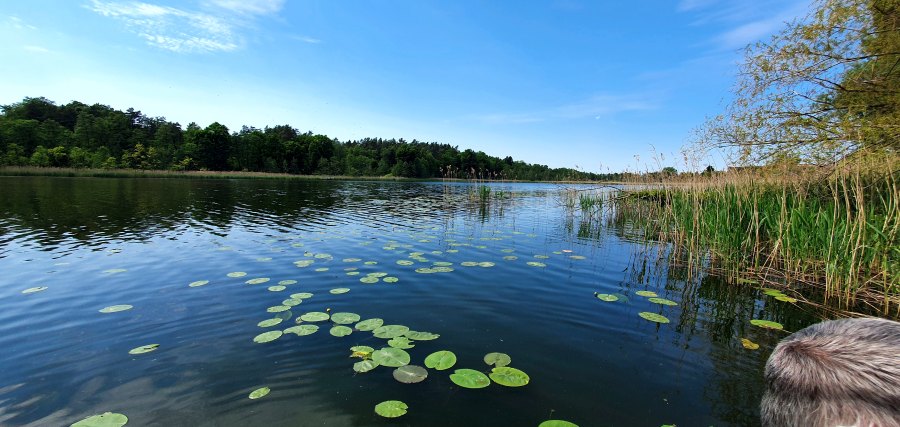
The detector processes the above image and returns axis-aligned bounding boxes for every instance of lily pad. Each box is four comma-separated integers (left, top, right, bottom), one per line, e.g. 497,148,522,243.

364,261,377,265
188,280,209,288
267,305,291,313
424,350,457,370
478,262,495,267
374,400,408,418
569,255,586,260
284,324,318,336
397,260,414,266
314,267,329,272
227,272,247,278
405,331,439,341
388,337,415,349
638,312,670,323
290,292,313,299
21,286,48,294
372,347,410,367
353,359,379,373
763,288,785,297
99,305,133,313
71,412,128,427
374,325,410,339
267,285,286,292
741,338,760,350
278,280,297,286
460,261,478,267
258,318,283,328
329,288,350,294
330,325,353,337
484,352,511,367
647,297,678,306
248,387,270,399
281,299,301,306
350,345,375,353
393,365,428,383
383,277,399,283
253,331,282,343
750,319,784,330
355,318,384,331
331,312,361,324
503,256,518,261
526,262,546,267
300,312,330,322
449,368,490,389
775,295,798,303
635,290,658,297
489,366,530,387
360,276,379,284
128,344,159,355
415,267,436,274
595,293,619,302
346,271,360,276
539,421,579,427
246,278,270,285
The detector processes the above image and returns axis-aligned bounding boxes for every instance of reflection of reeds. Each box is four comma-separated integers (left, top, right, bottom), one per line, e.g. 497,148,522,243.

610,154,900,316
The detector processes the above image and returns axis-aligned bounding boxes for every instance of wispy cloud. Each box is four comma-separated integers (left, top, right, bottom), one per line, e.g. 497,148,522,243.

86,0,285,53
473,94,658,125
677,0,809,51
293,35,322,44
5,15,38,30
677,0,718,12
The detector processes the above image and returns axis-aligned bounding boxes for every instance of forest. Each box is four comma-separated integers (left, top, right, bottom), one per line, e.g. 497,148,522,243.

0,97,615,181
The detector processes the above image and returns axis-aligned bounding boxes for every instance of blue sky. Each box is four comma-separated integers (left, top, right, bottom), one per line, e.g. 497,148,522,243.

0,0,810,172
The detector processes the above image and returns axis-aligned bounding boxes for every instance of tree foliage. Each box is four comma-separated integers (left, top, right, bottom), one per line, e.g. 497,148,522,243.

703,0,900,165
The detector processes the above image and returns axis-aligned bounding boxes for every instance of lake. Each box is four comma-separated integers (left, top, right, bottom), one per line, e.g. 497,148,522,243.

0,177,818,427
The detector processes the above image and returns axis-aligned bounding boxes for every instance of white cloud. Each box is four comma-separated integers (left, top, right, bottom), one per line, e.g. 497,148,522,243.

294,35,322,44
5,15,38,30
473,94,658,125
207,0,285,15
677,0,718,12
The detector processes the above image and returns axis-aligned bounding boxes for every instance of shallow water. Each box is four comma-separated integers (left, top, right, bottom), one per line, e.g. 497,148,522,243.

0,177,819,426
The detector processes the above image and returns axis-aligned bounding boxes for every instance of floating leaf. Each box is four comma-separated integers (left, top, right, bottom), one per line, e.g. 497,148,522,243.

267,285,286,292
741,338,760,350
736,277,759,285
534,255,550,259
267,305,290,313
424,351,457,370
503,256,518,261
397,260,414,266
647,297,678,306
569,255,586,260
763,289,785,297
350,345,375,353
248,387,270,399
290,292,313,299
331,312,361,324
281,299,301,306
775,295,798,303
359,276,379,284
383,277,399,283
330,288,350,294
128,344,159,355
354,359,379,373
449,369,490,389
433,262,453,266
478,262,495,267
368,272,388,278
372,347,411,367
343,258,361,262
484,352,511,367
388,337,415,349
638,312,670,323
314,267,329,272
393,365,428,383
374,400,408,418
346,271,360,276
526,262,546,267
258,318,283,328
71,412,128,427
374,325,410,339
284,324,318,336
253,331,283,343
246,278,270,285
364,261,377,265
99,305,133,314
432,266,454,273
278,280,297,286
21,286,48,294
539,421,579,427
330,325,353,337
595,293,619,302
188,280,209,288
415,267,436,274
355,318,384,331
489,366,530,387
405,331,439,341
460,261,478,267
750,319,784,330
635,291,658,297
300,312,330,322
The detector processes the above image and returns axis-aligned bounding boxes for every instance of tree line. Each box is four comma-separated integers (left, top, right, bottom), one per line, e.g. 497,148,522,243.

0,97,617,181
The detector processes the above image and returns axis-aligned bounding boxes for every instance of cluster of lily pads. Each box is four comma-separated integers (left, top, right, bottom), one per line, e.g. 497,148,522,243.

593,289,677,324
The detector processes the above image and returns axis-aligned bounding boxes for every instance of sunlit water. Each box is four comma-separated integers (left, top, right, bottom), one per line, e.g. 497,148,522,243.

0,177,819,427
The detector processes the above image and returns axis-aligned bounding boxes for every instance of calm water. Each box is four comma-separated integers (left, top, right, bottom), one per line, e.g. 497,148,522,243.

0,177,819,427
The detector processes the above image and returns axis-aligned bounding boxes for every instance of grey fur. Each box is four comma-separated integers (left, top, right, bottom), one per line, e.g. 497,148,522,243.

760,317,900,426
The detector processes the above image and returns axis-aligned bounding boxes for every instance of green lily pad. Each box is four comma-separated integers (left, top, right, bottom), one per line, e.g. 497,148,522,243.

300,312,330,322
278,280,297,286
539,420,579,427
364,261,377,265
750,319,784,330
433,262,453,266
569,255,586,260
99,305,133,313
351,345,375,353
330,325,353,337
21,286,48,294
484,352,511,367
355,318,384,331
267,305,290,313
368,272,388,278
595,293,619,302
253,331,282,343
415,267,436,274
775,295,798,303
449,369,490,389
258,318,284,328
460,261,478,267
397,260,414,266
489,366,530,387
478,262,495,267
424,350,457,370
526,262,546,267
71,412,128,427
534,255,550,259
635,290,658,297
188,280,209,288
346,271,360,276
383,277,399,283
290,292,313,299
360,276,379,284
372,347,410,367
248,386,270,399
128,344,159,355
330,288,350,294
294,260,314,267
404,331,439,341
388,337,415,349
647,297,678,306
331,312,361,324
638,312,670,323
246,278,270,285
343,258,361,262
314,267,329,272
227,272,247,278
284,324,318,336
374,325,410,339
353,359,379,373
281,299,301,306
503,256,518,260
432,266,454,273
393,365,428,383
374,400,408,418
267,285,287,292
